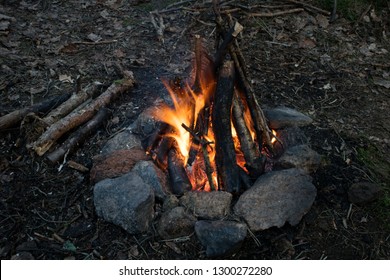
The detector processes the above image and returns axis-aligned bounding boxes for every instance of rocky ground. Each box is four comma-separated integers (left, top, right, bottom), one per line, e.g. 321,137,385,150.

0,0,389,260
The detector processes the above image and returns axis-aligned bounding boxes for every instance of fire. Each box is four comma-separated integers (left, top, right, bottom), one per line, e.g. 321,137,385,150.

271,129,277,144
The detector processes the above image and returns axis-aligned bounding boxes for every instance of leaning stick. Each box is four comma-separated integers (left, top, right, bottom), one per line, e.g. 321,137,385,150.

0,93,71,131
31,71,135,156
247,8,304,17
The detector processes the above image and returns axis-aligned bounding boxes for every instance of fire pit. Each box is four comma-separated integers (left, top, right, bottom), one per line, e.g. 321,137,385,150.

91,5,322,257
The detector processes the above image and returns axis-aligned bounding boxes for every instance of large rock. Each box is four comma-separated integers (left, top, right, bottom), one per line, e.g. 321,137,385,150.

264,107,313,129
90,148,149,183
100,129,142,155
179,191,232,219
93,172,155,234
195,220,247,257
275,144,321,173
157,207,197,240
348,182,382,205
132,160,169,200
234,168,316,231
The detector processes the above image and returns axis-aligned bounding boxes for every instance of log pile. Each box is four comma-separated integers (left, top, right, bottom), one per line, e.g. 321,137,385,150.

0,71,136,164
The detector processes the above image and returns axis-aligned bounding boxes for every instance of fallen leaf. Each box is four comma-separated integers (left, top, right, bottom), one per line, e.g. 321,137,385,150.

59,74,74,83
87,33,102,43
373,78,390,89
299,38,316,49
59,43,79,54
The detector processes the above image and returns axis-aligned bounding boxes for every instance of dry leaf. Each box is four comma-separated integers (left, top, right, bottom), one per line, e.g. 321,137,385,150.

59,74,74,83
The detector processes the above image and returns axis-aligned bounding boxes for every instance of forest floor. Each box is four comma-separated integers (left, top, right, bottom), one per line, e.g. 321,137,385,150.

0,0,389,260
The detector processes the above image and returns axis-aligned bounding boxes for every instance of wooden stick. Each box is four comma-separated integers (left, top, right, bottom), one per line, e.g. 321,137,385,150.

46,108,110,163
31,71,135,156
42,82,100,126
286,0,331,16
0,93,71,130
181,123,215,191
167,143,192,196
247,8,304,17
212,60,240,193
232,92,265,177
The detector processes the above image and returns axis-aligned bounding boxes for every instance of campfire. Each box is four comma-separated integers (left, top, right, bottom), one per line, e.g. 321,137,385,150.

145,23,277,195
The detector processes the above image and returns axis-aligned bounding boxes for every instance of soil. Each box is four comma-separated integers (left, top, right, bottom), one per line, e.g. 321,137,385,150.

1,0,389,260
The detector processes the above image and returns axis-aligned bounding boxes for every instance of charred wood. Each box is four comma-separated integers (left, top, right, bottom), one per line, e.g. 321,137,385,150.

232,93,265,177
167,142,192,196
212,60,240,193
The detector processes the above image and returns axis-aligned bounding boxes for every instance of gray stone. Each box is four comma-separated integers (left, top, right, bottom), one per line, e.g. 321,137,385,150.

162,195,179,212
234,168,316,231
348,182,382,205
11,252,35,260
264,107,313,129
195,220,247,257
179,191,232,219
157,207,197,240
275,144,321,173
132,160,169,200
101,129,142,155
93,172,155,234
128,106,160,138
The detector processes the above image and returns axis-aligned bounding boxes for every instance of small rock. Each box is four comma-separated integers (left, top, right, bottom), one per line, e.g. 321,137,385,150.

157,207,197,240
348,182,382,205
16,241,38,252
11,252,35,260
93,172,155,234
234,169,317,231
180,191,232,219
90,148,149,183
162,195,179,212
264,107,313,129
101,129,142,155
195,220,247,257
128,106,161,138
132,160,169,200
275,144,321,173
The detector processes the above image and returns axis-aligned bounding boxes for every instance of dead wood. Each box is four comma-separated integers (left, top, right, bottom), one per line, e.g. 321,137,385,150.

232,92,265,177
212,60,240,193
229,45,273,152
167,142,192,196
46,108,110,163
286,0,331,16
42,82,100,126
247,8,304,17
182,123,215,191
31,71,135,156
0,93,71,131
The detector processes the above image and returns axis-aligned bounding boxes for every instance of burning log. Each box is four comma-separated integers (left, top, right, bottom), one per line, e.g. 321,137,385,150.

167,141,192,196
30,71,135,156
232,92,265,178
212,60,240,193
0,93,71,131
46,107,110,163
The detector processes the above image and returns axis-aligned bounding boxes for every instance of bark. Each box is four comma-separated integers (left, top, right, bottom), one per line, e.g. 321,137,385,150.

46,108,110,163
31,71,135,156
0,93,71,130
232,92,265,177
167,143,192,196
212,60,240,193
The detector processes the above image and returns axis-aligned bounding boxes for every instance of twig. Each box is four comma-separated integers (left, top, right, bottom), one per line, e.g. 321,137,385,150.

181,123,216,191
72,40,118,45
247,8,304,17
286,0,331,16
150,12,165,43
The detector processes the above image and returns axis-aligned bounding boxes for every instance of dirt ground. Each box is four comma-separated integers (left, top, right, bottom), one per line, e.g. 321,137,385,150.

0,0,389,260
